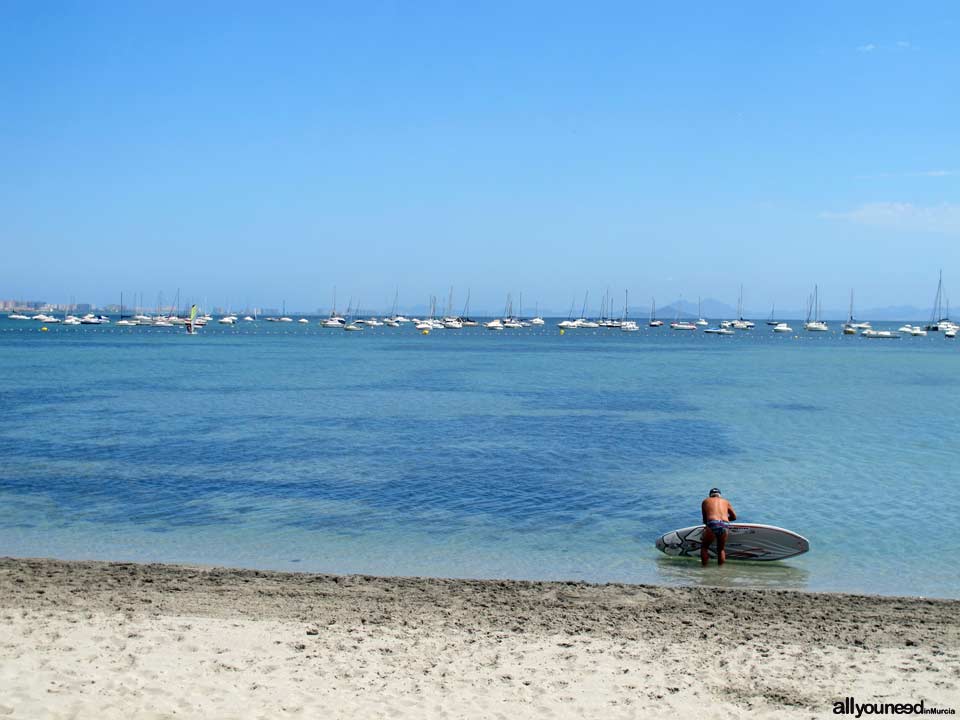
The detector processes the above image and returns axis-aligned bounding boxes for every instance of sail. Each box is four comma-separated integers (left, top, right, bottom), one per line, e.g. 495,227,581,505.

189,305,198,322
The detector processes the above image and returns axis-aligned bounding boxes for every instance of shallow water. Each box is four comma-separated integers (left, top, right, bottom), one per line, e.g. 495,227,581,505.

1,318,957,598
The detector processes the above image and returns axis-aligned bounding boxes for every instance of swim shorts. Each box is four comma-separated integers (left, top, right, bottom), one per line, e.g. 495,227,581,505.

706,519,729,536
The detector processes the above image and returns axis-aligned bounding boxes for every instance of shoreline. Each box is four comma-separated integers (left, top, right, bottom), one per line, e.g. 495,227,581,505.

2,556,959,718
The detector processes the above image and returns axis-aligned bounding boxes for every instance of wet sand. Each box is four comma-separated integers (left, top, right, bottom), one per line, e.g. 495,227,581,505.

1,556,957,718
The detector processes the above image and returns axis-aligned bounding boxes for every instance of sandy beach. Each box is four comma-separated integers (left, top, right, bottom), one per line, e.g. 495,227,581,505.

0,557,957,719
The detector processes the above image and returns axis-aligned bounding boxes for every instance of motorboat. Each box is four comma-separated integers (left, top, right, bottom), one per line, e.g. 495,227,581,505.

530,316,545,325
443,318,463,329
704,327,734,335
842,324,856,335
621,320,639,332
909,327,927,336
8,313,30,320
297,318,309,323
946,327,957,338
862,329,900,339
218,316,237,324
242,316,255,322
670,321,697,331
484,318,504,330
804,321,829,332
773,323,793,333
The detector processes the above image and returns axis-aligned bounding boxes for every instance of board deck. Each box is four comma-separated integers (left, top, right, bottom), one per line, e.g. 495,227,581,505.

656,523,809,561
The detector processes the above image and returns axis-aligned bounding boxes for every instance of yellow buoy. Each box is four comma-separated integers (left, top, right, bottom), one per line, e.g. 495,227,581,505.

421,329,429,335
40,327,49,332
559,329,565,335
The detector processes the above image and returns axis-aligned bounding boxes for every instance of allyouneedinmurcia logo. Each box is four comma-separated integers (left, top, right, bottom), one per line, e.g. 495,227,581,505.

833,697,956,717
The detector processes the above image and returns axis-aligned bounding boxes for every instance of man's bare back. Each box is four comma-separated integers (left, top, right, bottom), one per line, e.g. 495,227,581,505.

700,489,736,566
702,496,736,524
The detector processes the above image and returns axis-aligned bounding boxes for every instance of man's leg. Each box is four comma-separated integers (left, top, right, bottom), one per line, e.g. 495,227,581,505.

716,530,727,566
700,527,715,567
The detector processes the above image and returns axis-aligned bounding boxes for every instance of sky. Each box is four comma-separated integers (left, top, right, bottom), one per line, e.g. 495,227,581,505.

1,1,958,314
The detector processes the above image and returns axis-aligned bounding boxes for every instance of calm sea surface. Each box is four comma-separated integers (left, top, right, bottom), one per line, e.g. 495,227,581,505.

1,318,957,598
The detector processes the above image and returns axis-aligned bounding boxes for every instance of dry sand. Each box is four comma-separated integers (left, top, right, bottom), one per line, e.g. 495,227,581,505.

0,557,957,719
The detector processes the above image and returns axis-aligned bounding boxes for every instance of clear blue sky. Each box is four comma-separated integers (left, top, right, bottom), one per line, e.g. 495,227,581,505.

2,1,958,313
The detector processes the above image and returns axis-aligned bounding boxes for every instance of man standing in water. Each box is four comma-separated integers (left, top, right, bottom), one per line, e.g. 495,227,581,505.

701,488,736,567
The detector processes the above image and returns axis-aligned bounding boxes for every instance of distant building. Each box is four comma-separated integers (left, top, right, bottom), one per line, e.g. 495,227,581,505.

76,303,92,313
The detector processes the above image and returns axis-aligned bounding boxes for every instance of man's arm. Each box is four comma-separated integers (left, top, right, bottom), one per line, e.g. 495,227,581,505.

727,503,737,521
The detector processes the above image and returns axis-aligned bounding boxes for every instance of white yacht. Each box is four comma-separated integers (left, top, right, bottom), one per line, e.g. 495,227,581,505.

485,318,504,330
621,320,639,332
218,316,237,324
704,327,734,335
322,317,345,328
298,318,309,323
670,321,697,331
343,322,363,331
909,326,927,336
862,329,900,339
242,316,255,322
773,322,793,333
443,318,463,329
946,327,957,338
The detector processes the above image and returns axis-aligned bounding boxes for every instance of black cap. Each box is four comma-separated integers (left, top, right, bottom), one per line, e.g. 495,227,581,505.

709,488,721,496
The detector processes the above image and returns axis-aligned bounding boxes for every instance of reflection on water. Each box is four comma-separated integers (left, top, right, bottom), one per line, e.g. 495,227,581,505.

654,555,811,591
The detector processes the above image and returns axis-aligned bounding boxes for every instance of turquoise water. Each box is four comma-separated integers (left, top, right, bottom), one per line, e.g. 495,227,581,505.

1,318,957,598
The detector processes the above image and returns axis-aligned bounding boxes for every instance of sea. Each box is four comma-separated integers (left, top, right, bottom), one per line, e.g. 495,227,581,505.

1,317,957,599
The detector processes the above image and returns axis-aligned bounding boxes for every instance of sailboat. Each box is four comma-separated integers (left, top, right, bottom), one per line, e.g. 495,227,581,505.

648,297,663,327
804,285,828,331
557,296,579,329
620,289,638,331
766,303,779,326
695,297,708,326
843,290,870,333
530,301,545,325
577,291,598,328
185,304,199,335
116,293,137,326
670,297,696,330
731,286,755,329
925,270,957,331
343,299,363,331
442,287,463,328
459,290,478,326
